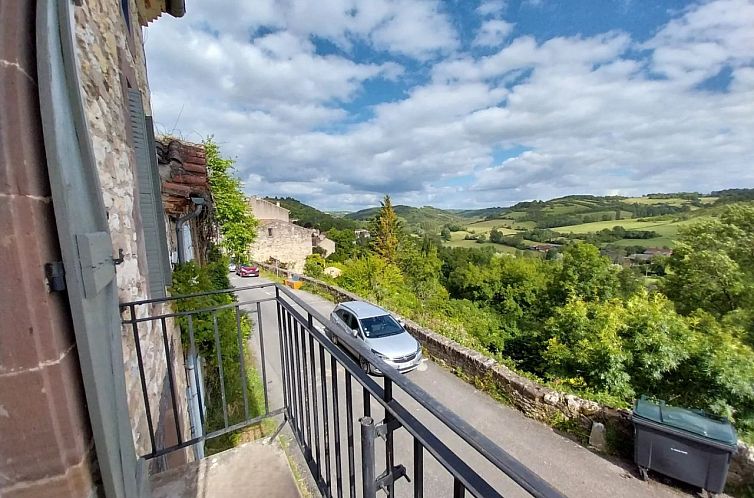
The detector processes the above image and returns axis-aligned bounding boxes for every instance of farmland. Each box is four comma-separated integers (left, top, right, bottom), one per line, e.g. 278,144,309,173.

334,190,753,255
437,193,748,253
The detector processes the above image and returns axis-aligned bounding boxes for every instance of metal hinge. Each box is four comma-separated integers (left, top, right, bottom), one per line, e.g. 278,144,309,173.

376,465,410,492
374,418,401,441
45,261,66,292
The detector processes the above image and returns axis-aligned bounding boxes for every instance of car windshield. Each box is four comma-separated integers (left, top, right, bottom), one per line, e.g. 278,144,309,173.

359,314,403,339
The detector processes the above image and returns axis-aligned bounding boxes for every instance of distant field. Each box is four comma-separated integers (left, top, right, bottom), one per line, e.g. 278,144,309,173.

462,221,520,234
553,216,705,247
445,238,519,254
540,203,590,215
623,197,690,206
554,218,682,235
622,196,717,207
609,237,676,248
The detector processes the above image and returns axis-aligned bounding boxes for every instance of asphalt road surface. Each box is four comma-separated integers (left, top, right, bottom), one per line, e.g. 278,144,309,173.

232,275,690,498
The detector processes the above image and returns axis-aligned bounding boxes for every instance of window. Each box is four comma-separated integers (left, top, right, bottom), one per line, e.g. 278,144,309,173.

268,227,274,237
336,309,358,330
359,314,403,338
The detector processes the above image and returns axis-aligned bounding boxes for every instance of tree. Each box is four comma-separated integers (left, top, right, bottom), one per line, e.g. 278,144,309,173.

304,254,326,278
488,228,505,244
398,238,447,303
371,195,401,263
551,243,621,304
440,227,451,241
204,138,258,262
326,228,357,262
663,205,754,323
336,254,409,306
543,298,634,399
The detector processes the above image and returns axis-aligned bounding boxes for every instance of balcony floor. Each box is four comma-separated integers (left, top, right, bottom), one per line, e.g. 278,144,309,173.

151,439,301,498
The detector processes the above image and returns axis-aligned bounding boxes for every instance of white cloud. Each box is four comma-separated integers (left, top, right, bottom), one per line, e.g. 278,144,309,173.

179,0,458,60
473,20,514,47
644,0,754,86
477,0,508,17
144,0,754,210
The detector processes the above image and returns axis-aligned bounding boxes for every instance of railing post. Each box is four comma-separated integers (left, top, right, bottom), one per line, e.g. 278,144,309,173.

360,416,377,498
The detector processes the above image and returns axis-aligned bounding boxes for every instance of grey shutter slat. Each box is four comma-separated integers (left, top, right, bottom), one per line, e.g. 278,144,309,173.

145,116,172,280
128,89,167,298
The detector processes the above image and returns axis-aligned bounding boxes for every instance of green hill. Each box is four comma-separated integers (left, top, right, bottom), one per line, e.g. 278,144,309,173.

264,197,363,232
483,194,711,228
451,207,508,219
345,205,471,232
444,191,754,253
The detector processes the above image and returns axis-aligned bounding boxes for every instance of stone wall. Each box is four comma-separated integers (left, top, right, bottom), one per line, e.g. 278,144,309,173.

250,220,314,271
257,263,754,490
0,3,99,496
314,236,336,257
74,0,190,466
248,196,290,222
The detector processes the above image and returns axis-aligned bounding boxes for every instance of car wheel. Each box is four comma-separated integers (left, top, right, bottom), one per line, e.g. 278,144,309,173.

360,357,370,375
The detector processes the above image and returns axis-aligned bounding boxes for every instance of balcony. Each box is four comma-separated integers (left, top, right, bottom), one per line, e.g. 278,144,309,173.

121,282,564,498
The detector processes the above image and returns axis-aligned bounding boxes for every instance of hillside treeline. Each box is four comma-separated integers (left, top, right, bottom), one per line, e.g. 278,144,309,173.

308,198,754,441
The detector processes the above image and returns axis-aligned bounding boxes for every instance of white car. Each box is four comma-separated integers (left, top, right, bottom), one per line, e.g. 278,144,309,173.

329,301,422,375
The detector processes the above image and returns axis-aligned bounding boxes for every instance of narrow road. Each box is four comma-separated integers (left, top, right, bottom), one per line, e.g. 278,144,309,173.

233,275,688,498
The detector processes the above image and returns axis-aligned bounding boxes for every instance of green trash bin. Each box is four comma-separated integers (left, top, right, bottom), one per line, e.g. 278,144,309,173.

633,396,737,494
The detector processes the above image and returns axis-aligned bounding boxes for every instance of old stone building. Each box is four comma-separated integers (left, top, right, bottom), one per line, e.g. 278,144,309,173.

157,138,213,266
1,1,191,497
247,196,335,271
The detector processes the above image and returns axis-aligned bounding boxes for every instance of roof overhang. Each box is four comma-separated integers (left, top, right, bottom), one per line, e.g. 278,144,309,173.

136,0,185,26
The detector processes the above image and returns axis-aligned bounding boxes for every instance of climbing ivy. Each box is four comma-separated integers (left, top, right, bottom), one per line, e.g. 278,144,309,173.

204,137,258,262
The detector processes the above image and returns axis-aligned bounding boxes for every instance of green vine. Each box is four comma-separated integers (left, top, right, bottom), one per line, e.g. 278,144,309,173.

204,137,258,263
170,255,265,453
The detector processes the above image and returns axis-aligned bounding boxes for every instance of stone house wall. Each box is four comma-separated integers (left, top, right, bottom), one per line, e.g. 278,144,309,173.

249,196,290,222
257,262,754,490
250,220,314,271
0,3,99,496
73,0,190,466
314,236,336,257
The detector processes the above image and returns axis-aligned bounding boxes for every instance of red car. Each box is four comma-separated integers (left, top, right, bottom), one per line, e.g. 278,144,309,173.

236,264,259,277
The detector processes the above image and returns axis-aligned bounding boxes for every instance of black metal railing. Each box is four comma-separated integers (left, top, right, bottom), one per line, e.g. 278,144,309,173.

120,282,566,498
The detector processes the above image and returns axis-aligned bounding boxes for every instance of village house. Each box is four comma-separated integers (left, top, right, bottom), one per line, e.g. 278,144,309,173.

247,196,335,271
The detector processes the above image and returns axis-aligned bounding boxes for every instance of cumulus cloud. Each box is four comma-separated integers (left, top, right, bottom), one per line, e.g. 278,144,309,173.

145,0,754,210
473,20,515,47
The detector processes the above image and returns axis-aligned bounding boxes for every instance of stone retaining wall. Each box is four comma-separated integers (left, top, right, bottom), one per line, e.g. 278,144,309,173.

258,262,754,490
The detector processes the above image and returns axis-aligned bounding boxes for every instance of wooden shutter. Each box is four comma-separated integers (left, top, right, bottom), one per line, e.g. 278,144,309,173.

145,116,172,279
128,89,168,298
38,1,146,495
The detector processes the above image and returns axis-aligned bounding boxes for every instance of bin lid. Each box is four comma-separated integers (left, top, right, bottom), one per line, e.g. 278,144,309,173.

633,397,738,446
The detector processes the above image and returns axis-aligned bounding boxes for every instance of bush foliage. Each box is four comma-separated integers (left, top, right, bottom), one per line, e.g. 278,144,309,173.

330,202,754,440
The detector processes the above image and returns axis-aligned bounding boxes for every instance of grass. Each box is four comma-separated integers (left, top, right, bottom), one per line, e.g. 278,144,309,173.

553,218,686,235
464,220,524,232
623,196,691,206
609,237,676,248
205,343,273,455
444,238,520,254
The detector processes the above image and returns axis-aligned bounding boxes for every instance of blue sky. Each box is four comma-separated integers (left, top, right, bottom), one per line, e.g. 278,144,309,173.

145,0,754,210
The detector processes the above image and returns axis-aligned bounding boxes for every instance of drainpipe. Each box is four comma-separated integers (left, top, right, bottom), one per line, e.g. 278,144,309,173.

185,352,204,460
176,196,205,264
